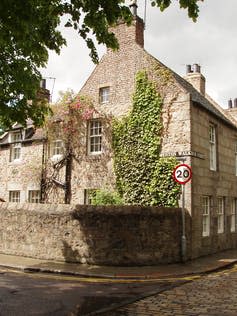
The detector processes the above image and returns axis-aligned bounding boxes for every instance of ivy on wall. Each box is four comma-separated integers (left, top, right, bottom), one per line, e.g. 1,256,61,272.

112,71,180,206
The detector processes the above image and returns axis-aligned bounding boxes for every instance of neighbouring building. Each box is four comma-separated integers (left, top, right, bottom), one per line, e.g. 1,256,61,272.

1,5,237,260
0,121,44,203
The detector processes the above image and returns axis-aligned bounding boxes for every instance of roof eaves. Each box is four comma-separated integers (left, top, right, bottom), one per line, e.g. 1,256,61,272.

170,72,236,129
192,100,237,130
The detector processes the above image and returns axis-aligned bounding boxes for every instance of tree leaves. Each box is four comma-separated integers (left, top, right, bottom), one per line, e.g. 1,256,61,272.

0,0,203,128
151,0,203,21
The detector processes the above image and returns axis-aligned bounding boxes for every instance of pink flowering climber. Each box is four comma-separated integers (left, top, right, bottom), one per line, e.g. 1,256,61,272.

82,108,94,120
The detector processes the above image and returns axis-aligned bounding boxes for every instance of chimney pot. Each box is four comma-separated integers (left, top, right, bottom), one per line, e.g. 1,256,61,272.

129,0,138,16
228,99,233,109
40,79,46,89
184,64,205,95
186,65,192,74
234,98,237,108
193,64,200,73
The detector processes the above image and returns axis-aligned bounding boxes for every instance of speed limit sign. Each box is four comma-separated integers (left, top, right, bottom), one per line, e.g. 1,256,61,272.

173,164,192,185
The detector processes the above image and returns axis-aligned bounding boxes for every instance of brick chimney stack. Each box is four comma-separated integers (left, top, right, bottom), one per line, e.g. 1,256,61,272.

108,2,144,50
184,64,206,95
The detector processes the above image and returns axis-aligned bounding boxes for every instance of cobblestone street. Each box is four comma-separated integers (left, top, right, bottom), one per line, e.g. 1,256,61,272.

101,264,237,316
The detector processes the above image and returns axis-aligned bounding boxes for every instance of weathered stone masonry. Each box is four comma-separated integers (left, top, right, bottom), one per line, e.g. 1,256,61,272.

0,203,190,265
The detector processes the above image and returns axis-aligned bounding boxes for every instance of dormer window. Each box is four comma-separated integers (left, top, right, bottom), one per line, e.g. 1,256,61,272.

99,87,110,104
10,131,22,162
11,131,22,142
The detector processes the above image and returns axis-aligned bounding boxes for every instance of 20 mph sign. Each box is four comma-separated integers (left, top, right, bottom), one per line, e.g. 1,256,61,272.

173,164,192,185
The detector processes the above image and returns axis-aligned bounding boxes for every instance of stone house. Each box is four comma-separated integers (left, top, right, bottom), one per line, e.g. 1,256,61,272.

0,121,44,203
1,9,237,260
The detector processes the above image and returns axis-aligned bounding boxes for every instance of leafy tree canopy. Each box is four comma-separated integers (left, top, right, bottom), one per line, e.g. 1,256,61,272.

151,0,203,22
0,0,203,128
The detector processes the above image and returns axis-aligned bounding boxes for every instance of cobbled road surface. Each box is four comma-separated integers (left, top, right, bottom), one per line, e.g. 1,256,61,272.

101,264,237,316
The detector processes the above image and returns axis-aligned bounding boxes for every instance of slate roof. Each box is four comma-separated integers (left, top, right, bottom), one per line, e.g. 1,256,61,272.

146,50,236,130
0,126,44,146
172,71,237,129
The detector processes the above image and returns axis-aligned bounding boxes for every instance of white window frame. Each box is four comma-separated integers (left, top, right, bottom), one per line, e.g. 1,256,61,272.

209,124,217,171
10,142,21,161
88,120,102,155
217,197,224,234
99,87,110,104
10,131,22,162
10,131,22,142
202,196,210,237
28,190,40,203
231,198,236,232
50,140,64,160
9,190,20,202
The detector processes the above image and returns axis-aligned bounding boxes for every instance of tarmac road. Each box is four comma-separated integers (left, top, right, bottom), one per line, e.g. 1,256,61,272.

0,267,187,316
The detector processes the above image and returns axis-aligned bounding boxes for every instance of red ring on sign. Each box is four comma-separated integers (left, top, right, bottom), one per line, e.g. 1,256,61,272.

172,164,192,185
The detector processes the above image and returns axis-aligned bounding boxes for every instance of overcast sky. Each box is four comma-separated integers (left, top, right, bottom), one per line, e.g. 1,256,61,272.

41,0,237,109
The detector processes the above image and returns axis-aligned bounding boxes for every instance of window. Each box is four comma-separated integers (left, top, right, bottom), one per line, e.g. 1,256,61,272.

235,142,237,176
231,199,236,232
9,191,20,202
51,140,64,157
84,189,96,205
217,197,224,234
88,120,102,154
11,131,22,142
10,143,21,161
99,87,110,103
10,131,22,161
209,124,217,171
202,196,210,237
28,190,40,203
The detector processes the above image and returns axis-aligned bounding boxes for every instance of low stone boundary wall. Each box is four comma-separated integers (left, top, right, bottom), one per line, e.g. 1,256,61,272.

0,203,188,265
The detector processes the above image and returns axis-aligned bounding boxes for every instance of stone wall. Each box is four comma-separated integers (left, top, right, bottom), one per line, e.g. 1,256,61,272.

0,203,189,265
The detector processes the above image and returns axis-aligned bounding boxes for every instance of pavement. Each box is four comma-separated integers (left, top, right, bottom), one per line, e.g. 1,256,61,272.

0,249,236,279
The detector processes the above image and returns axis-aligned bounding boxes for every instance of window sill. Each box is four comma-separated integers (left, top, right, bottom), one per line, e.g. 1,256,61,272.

9,159,21,163
86,153,102,162
88,151,102,156
50,154,63,162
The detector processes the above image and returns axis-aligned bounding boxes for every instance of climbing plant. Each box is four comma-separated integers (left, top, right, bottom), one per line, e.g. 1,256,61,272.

42,91,98,203
45,90,96,148
112,71,180,206
42,90,112,204
91,189,124,205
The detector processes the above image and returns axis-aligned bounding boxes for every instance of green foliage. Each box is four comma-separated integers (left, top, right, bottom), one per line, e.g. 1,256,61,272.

149,157,180,206
151,0,203,22
91,190,124,206
112,71,180,206
44,90,97,157
0,1,202,128
0,1,131,128
0,0,60,128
